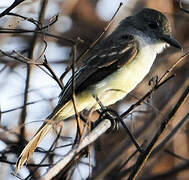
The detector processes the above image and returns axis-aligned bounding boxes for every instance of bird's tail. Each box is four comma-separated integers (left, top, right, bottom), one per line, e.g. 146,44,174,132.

16,122,53,172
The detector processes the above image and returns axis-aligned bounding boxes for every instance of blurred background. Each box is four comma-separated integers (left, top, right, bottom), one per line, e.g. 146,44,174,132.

0,0,188,179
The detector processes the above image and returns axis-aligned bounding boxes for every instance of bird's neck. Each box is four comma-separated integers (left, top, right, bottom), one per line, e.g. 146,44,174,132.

138,34,167,55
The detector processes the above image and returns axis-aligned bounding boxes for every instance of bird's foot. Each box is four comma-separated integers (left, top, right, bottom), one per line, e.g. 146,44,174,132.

97,108,120,133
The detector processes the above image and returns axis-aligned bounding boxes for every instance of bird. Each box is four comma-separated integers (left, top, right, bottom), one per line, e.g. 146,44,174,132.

16,8,182,171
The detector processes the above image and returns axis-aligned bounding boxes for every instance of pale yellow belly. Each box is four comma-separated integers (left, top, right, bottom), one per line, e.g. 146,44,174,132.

92,52,156,107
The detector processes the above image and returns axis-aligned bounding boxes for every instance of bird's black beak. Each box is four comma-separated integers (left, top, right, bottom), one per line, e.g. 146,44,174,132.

160,34,183,50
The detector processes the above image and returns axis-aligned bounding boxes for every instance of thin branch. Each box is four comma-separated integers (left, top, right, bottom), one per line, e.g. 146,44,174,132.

142,161,189,180
0,45,64,90
164,149,189,162
0,0,26,18
1,99,47,114
0,159,51,167
7,12,41,28
0,50,41,65
128,86,189,180
43,56,64,89
13,39,47,63
118,141,147,171
0,28,75,45
157,52,189,83
178,0,189,14
0,64,8,74
152,113,189,155
71,44,82,137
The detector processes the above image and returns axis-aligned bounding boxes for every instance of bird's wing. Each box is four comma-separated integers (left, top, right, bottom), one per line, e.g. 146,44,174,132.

58,34,138,105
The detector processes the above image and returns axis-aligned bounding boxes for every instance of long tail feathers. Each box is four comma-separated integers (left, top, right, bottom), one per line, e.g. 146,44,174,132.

16,123,53,172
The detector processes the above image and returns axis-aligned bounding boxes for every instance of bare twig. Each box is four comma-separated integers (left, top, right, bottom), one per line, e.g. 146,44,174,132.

71,44,82,137
1,99,47,114
157,52,189,83
152,113,189,155
164,149,189,162
43,56,64,89
0,64,8,74
0,28,75,45
13,39,47,63
178,0,189,14
0,159,51,167
0,45,65,90
142,161,189,180
0,0,26,18
128,86,189,180
7,12,41,28
0,50,41,65
7,13,59,31
118,141,147,171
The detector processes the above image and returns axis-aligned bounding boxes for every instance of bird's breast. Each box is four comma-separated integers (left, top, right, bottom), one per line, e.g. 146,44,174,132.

92,44,158,107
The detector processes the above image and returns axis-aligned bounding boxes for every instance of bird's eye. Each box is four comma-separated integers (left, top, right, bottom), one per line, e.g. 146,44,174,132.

148,22,159,29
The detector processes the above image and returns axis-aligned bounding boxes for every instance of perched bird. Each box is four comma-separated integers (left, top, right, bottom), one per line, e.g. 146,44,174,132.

16,8,182,171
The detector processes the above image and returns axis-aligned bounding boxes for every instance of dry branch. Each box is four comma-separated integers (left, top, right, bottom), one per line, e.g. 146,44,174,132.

128,86,189,180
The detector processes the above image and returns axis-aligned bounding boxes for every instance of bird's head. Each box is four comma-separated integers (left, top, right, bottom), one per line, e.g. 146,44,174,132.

134,8,182,49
